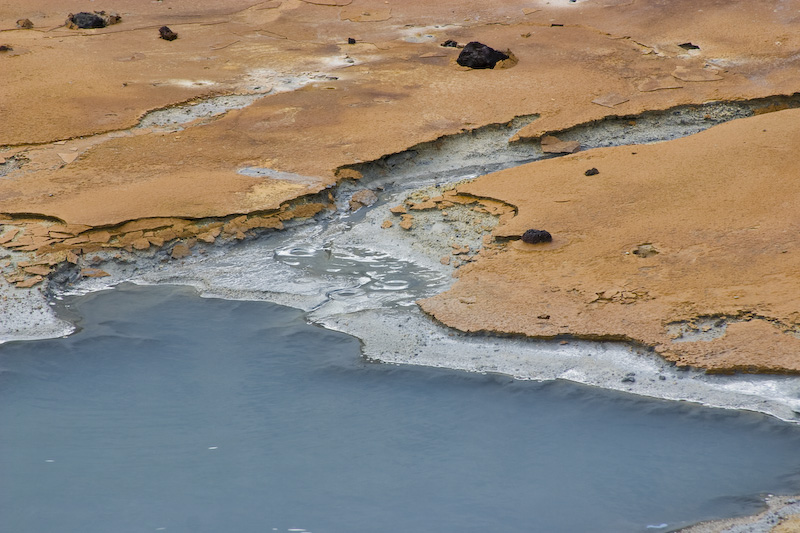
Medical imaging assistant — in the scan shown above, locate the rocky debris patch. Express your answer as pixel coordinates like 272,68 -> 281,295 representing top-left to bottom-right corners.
456,41 -> 510,69
159,26 -> 178,41
382,185 -> 515,270
0,200 -> 330,290
66,11 -> 121,30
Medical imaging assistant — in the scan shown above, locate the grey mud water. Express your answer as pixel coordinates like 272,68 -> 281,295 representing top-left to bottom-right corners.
5,285 -> 800,532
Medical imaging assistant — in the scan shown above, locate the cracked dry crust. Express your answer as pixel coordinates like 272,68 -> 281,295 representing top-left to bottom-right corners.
419,107 -> 800,374
3,0 -> 800,228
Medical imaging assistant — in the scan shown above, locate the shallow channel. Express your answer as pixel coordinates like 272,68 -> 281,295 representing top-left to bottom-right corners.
2,284 -> 800,533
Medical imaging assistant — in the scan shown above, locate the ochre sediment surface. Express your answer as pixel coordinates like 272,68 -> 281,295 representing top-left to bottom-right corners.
2,0 -> 800,374
419,108 -> 800,373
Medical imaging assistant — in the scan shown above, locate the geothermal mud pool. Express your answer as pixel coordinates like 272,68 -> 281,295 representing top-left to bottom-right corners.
4,1 -> 800,530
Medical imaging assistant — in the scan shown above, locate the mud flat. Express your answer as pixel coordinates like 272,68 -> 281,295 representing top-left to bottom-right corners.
4,0 -> 800,530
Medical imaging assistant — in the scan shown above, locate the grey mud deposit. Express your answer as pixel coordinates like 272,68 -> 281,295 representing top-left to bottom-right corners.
26,94 -> 800,426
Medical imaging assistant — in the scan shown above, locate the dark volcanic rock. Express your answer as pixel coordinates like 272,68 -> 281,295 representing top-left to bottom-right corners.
441,40 -> 459,48
66,11 -> 120,29
585,168 -> 599,176
159,26 -> 178,41
0,45 -> 12,52
347,37 -> 356,44
521,229 -> 553,244
456,41 -> 509,69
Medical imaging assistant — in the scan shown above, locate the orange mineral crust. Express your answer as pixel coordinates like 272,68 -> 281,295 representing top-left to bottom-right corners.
3,0 -> 800,226
420,108 -> 800,373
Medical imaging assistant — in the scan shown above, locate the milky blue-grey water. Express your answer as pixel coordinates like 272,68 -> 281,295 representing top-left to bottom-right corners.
2,284 -> 800,533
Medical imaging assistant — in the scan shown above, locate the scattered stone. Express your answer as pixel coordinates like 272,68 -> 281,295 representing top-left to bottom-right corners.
80,268 -> 110,278
621,373 -> 636,383
632,243 -> 659,258
16,276 -> 43,288
678,42 -> 700,50
585,168 -> 599,176
559,340 -> 569,345
389,205 -> 407,215
16,19 -> 33,29
66,11 -> 121,30
538,314 -> 550,320
347,37 -> 356,44
441,40 -> 459,48
521,229 -> 552,244
0,45 -> 13,52
540,135 -> 581,154
0,228 -> 20,244
399,214 -> 414,230
23,265 -> 51,276
658,375 -> 667,381
159,26 -> 178,41
456,41 -> 509,69
171,243 -> 191,259
132,238 -> 151,250
381,220 -> 393,229
349,189 -> 378,211
440,256 -> 451,265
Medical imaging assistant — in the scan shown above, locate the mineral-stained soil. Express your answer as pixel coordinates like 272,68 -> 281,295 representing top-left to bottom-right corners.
2,0 -> 800,375
419,108 -> 800,373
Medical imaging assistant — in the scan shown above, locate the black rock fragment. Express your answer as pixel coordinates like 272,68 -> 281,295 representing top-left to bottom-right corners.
621,373 -> 636,383
159,26 -> 178,41
0,44 -> 12,52
68,12 -> 106,28
521,229 -> 552,244
456,41 -> 509,69
678,42 -> 700,50
347,37 -> 356,44
441,39 -> 459,48
584,168 -> 599,176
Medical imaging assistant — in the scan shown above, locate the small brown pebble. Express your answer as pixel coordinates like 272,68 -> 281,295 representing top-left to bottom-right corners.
389,205 -> 407,215
159,26 -> 178,41
381,220 -> 393,229
399,214 -> 414,230
16,19 -> 33,29
538,314 -> 550,320
440,256 -> 451,265
559,340 -> 569,345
